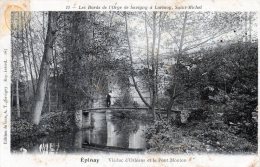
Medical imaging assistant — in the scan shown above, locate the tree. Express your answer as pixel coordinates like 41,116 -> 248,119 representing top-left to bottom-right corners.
31,12 -> 58,125
15,12 -> 21,118
20,12 -> 30,101
162,12 -> 250,118
124,12 -> 151,110
24,13 -> 36,95
166,11 -> 188,117
124,12 -> 166,119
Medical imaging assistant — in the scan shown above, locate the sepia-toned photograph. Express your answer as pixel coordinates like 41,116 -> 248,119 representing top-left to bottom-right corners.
10,11 -> 257,154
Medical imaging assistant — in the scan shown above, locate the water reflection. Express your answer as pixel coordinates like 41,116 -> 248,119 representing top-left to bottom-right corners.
38,142 -> 60,154
13,110 -> 148,153
82,110 -> 147,150
12,131 -> 75,153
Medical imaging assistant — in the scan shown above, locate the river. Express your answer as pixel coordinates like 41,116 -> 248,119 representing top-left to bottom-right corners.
13,110 -> 150,154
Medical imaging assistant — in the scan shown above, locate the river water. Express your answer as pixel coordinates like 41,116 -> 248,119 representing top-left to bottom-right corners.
13,110 -> 149,154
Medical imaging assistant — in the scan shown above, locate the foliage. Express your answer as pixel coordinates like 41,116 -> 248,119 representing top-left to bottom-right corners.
196,42 -> 257,143
146,110 -> 257,153
145,119 -> 206,153
111,109 -> 151,121
11,119 -> 36,142
113,91 -> 137,107
11,11 -> 257,153
146,42 -> 258,153
11,111 -> 75,144
59,12 -> 124,110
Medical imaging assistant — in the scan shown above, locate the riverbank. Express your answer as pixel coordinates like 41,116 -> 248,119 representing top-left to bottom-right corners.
145,110 -> 257,154
11,110 -> 76,151
11,108 -> 257,154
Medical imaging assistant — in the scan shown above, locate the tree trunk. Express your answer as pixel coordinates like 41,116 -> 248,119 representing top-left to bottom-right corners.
16,76 -> 20,118
31,12 -> 57,125
144,13 -> 152,104
43,12 -> 45,40
155,12 -> 162,105
167,83 -> 177,118
21,12 -> 30,101
124,13 -> 151,109
151,12 -> 157,119
177,12 -> 187,64
25,15 -> 36,95
29,20 -> 39,79
53,46 -> 59,109
15,12 -> 20,118
167,12 -> 188,119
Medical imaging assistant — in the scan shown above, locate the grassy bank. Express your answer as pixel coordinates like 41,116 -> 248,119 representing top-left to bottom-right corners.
11,111 -> 76,150
145,109 -> 257,154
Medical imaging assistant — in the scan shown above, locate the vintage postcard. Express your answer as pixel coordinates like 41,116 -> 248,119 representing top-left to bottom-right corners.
0,0 -> 259,167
